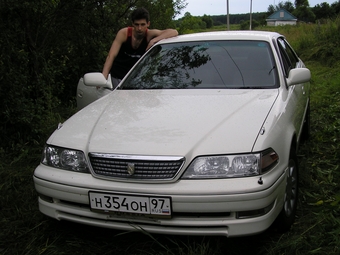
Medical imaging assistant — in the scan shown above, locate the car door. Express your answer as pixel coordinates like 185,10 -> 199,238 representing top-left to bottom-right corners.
277,37 -> 309,136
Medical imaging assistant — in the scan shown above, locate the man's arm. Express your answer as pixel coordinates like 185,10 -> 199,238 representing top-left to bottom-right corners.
102,28 -> 128,79
146,29 -> 178,50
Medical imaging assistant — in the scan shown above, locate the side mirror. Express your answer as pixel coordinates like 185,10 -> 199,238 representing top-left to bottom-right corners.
287,68 -> 311,86
83,72 -> 113,90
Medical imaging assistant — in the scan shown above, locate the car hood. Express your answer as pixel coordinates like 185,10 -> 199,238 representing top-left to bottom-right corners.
49,89 -> 278,156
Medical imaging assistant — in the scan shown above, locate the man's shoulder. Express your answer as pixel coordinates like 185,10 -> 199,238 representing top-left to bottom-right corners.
115,27 -> 130,42
118,27 -> 129,35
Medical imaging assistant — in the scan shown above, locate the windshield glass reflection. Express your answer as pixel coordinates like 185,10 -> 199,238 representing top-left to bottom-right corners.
121,41 -> 278,90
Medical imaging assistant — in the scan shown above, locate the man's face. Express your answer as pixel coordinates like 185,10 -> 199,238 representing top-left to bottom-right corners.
132,19 -> 150,39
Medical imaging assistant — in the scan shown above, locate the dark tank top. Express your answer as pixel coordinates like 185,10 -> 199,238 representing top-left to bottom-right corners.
110,27 -> 148,79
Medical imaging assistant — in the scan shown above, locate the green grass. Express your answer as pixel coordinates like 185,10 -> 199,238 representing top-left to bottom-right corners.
1,21 -> 340,254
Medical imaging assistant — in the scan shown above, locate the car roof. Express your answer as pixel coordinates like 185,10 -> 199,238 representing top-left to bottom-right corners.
159,30 -> 283,44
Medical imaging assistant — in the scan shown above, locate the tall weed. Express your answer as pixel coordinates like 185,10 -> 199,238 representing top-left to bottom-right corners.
266,15 -> 340,65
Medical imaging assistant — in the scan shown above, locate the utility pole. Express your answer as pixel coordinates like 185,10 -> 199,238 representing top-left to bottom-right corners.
226,0 -> 230,30
249,0 -> 253,30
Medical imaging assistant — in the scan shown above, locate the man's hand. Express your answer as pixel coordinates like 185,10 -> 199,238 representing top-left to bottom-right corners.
146,39 -> 157,51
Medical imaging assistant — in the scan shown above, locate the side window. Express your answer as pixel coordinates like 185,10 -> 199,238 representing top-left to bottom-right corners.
284,40 -> 299,68
277,38 -> 299,77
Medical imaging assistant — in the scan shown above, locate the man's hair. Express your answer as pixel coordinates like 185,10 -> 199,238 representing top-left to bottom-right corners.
131,7 -> 150,23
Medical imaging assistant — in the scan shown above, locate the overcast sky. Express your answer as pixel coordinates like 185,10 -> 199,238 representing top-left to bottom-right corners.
178,0 -> 336,17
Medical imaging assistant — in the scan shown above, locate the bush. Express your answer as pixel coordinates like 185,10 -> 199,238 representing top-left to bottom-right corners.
240,19 -> 260,30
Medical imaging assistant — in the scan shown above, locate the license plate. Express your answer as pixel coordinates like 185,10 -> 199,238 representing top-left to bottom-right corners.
89,192 -> 171,216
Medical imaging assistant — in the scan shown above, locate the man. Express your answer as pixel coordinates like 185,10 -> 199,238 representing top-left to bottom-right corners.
102,7 -> 178,88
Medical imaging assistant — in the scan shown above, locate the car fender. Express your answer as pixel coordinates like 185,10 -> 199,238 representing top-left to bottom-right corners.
252,86 -> 298,174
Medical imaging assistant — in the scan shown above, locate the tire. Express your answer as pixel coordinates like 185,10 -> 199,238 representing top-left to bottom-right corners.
300,102 -> 310,142
275,146 -> 299,232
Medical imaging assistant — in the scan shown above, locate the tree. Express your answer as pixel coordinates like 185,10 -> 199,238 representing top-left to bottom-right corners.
137,0 -> 187,29
177,12 -> 206,34
293,0 -> 316,22
332,1 -> 340,14
202,15 -> 213,28
282,1 -> 295,13
295,0 -> 309,8
0,0 -> 185,156
268,1 -> 295,14
313,2 -> 335,20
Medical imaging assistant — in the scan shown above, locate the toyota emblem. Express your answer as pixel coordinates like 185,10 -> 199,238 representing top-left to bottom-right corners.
127,163 -> 135,176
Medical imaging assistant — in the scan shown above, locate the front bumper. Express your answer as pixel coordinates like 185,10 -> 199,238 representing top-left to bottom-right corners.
33,164 -> 287,237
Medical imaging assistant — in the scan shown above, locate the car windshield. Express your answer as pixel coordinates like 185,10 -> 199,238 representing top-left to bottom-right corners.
120,40 -> 278,90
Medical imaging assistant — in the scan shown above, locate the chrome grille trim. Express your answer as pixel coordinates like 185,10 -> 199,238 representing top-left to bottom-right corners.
89,153 -> 185,180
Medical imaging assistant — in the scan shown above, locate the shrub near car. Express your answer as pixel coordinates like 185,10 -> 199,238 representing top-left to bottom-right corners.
34,31 -> 311,237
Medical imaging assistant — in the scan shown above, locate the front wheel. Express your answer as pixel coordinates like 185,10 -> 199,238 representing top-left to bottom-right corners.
275,146 -> 299,232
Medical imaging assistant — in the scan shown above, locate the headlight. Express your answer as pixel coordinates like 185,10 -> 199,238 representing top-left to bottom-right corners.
42,145 -> 90,173
182,149 -> 278,179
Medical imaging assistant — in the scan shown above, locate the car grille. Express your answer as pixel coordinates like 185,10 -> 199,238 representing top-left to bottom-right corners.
89,153 -> 185,180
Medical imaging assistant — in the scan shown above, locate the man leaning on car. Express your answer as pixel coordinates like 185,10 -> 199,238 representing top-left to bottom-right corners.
100,7 -> 178,94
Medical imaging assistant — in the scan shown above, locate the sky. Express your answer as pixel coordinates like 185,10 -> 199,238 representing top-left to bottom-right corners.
178,0 -> 337,17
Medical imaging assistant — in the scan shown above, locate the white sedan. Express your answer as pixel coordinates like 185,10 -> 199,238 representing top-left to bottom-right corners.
34,31 -> 311,237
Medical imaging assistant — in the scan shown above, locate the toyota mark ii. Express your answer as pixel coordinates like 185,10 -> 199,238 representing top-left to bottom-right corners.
33,31 -> 311,237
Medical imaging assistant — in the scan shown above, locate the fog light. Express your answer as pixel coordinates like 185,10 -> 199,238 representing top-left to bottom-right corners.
236,201 -> 275,219
39,194 -> 53,203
